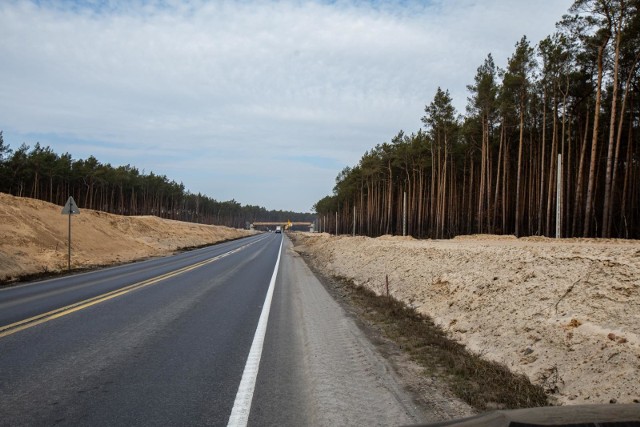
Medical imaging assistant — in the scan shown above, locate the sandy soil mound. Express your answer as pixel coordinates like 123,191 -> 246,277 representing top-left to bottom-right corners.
292,232 -> 640,406
0,193 -> 254,282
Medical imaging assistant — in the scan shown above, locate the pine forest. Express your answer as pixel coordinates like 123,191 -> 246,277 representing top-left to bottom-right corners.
315,0 -> 640,239
0,133 -> 314,228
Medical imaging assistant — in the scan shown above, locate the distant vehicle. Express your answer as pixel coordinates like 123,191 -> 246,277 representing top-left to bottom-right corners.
275,226 -> 282,233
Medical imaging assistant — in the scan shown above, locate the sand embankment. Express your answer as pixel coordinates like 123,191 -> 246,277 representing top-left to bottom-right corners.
293,232 -> 640,406
0,193 -> 254,282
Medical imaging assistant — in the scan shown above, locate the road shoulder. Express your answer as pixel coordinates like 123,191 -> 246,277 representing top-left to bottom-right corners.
288,235 -> 476,423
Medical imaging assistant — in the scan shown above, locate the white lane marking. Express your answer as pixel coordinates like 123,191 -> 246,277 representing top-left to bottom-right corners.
227,236 -> 283,427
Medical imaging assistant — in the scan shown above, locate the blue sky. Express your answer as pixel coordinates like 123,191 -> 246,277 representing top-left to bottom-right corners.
1,0 -> 573,212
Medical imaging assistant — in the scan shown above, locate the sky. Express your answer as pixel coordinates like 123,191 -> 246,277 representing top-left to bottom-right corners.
0,0 -> 574,213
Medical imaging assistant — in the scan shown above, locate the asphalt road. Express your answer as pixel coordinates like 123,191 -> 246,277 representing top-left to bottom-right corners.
0,233 -> 425,426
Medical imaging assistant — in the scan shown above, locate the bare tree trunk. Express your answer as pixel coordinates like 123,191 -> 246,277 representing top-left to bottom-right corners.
538,88 -> 547,235
528,129 -> 536,234
572,112 -> 589,236
620,120 -> 632,238
387,161 -> 393,235
485,117 -> 493,233
546,93 -> 559,236
493,128 -> 504,232
608,53 -> 638,236
418,169 -> 424,237
468,158 -> 475,234
478,115 -> 487,233
502,124 -> 509,233
560,89 -> 568,237
430,145 -> 436,237
515,105 -> 525,237
584,38 -> 609,237
602,16 -> 623,237
440,135 -> 448,238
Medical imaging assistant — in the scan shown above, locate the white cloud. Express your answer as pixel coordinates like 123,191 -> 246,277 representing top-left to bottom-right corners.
0,0 -> 573,212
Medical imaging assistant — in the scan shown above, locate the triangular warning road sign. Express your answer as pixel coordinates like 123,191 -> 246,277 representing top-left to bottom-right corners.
61,196 -> 80,215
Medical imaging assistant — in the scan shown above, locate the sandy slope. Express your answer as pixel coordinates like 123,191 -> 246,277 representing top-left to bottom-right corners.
0,193 -> 254,282
292,232 -> 640,406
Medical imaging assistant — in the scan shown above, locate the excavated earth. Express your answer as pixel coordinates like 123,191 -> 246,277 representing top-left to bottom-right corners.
291,232 -> 640,406
0,193 -> 254,282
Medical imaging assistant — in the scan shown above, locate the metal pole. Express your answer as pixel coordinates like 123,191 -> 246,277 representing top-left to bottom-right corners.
556,153 -> 562,238
403,191 -> 407,237
68,212 -> 71,271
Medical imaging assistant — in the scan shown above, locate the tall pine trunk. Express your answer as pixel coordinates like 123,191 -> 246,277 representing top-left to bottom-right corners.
584,38 -> 609,236
515,102 -> 525,236
602,19 -> 622,237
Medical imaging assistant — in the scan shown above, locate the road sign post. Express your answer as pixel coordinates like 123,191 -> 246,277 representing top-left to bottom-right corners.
61,196 -> 80,271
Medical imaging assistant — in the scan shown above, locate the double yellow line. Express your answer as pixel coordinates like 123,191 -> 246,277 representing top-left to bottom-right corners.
0,239 -> 262,339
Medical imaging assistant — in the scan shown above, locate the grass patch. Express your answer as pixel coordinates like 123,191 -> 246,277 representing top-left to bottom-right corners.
331,274 -> 549,412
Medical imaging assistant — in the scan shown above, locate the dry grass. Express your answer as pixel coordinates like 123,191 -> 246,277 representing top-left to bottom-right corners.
331,274 -> 549,411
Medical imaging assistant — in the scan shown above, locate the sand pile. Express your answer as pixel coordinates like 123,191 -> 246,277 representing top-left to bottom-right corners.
293,232 -> 640,406
0,193 -> 254,282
